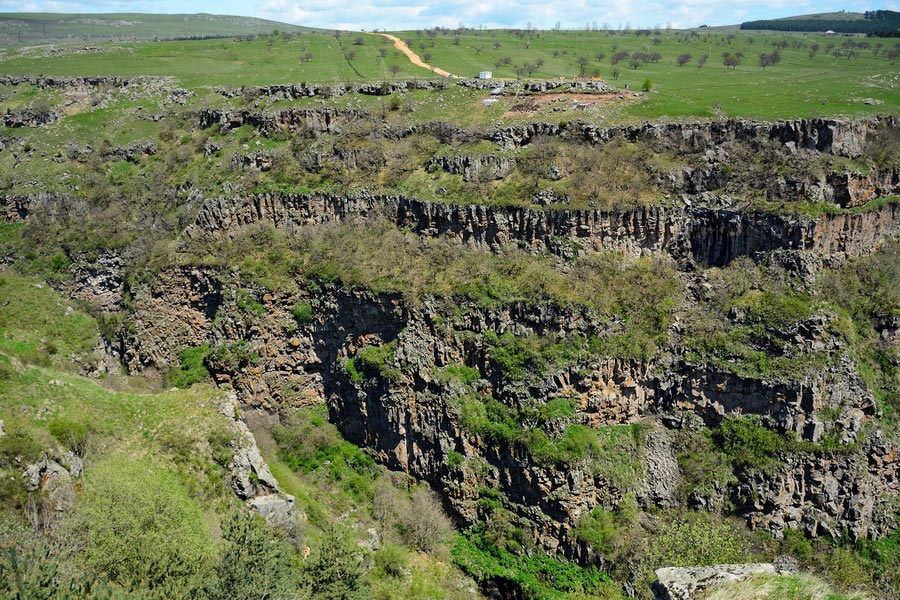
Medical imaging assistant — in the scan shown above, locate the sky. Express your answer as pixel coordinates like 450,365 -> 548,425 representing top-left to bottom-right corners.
0,0 -> 898,31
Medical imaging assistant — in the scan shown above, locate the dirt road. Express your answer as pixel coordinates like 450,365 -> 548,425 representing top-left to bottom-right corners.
373,32 -> 453,78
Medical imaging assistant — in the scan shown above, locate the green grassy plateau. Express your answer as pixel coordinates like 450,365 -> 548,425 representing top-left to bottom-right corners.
0,26 -> 896,121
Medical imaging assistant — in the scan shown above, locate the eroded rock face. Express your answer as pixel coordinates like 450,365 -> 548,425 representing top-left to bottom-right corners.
24,453 -> 82,514
115,267 -> 896,550
219,392 -> 297,526
21,115 -> 895,562
186,192 -> 900,268
198,107 -> 369,135
67,251 -> 124,312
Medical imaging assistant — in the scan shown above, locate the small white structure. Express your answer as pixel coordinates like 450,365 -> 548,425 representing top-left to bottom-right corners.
824,30 -> 837,35
479,71 -> 493,79
482,98 -> 499,107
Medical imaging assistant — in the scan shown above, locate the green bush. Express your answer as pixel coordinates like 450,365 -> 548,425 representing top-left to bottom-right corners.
59,458 -> 213,589
305,525 -> 369,600
540,398 -> 575,422
643,516 -> 749,569
234,289 -> 265,315
674,428 -> 735,498
344,357 -> 363,383
434,363 -> 481,385
292,301 -> 314,324
355,340 -> 401,381
452,532 -> 618,599
47,418 -> 89,457
484,331 -> 548,380
374,544 -> 408,578
168,344 -> 211,388
208,510 -> 295,600
211,340 -> 258,372
274,406 -> 378,500
712,415 -> 793,474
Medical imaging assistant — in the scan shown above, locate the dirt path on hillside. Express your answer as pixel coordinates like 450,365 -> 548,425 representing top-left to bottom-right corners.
373,32 -> 452,78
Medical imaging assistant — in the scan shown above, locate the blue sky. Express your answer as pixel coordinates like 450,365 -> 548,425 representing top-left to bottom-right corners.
1,0 -> 897,31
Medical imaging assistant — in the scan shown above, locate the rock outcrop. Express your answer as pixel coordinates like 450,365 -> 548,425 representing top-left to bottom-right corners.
2,109 -> 58,128
219,392 -> 296,526
652,563 -> 780,600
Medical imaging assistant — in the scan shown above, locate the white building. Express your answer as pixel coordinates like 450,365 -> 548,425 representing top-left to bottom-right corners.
479,71 -> 493,79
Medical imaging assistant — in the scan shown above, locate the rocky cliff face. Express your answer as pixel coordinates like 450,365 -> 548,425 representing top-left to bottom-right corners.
187,192 -> 900,266
7,114 -> 897,573
115,264 -> 896,550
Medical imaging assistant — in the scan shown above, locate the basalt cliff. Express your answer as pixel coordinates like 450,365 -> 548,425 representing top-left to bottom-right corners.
3,112 -> 899,596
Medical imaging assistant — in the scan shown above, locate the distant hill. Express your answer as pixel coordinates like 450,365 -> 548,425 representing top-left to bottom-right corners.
740,10 -> 900,36
0,13 -> 315,45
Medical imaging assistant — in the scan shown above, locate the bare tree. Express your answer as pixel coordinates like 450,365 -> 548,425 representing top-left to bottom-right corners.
399,486 -> 453,553
577,55 -> 589,76
676,53 -> 692,66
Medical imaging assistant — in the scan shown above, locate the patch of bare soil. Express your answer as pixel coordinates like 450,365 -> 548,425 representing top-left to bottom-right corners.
504,91 -> 637,117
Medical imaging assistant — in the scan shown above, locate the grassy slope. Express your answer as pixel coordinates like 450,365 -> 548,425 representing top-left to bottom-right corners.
0,12 -> 314,46
0,270 -> 480,599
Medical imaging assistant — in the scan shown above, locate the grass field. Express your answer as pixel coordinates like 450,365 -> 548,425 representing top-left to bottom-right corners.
1,26 -> 896,121
0,31 -> 433,87
395,28 -> 899,121
0,12 -> 313,45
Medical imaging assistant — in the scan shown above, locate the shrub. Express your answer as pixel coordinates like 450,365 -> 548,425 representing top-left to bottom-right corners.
434,363 -> 481,385
643,515 -> 749,569
59,458 -> 213,589
208,510 -> 295,600
484,331 -> 548,380
374,544 -> 408,577
47,418 -> 89,457
356,340 -> 401,381
274,407 -> 377,500
674,428 -> 735,498
211,340 -> 258,372
168,344 -> 211,388
641,79 -> 652,91
344,357 -> 363,383
447,450 -> 465,469
452,532 -> 616,598
292,301 -> 314,324
399,485 -> 454,553
305,525 -> 369,600
712,415 -> 793,474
